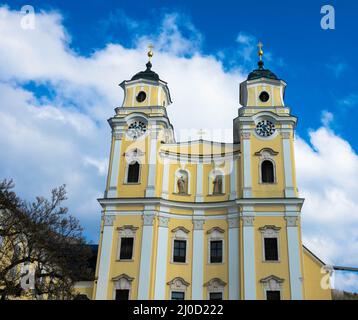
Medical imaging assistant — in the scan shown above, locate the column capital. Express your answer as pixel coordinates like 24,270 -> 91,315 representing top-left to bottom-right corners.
281,131 -> 291,139
102,214 -> 115,226
112,131 -> 124,140
158,216 -> 170,227
242,216 -> 254,227
285,216 -> 298,227
143,213 -> 155,226
228,216 -> 239,228
193,219 -> 205,230
241,132 -> 251,139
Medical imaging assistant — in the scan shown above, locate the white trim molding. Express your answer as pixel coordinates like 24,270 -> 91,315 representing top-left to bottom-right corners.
229,161 -> 237,200
196,163 -> 204,201
242,211 -> 256,299
146,133 -> 158,197
241,131 -> 252,198
162,158 -> 170,199
285,215 -> 303,300
228,216 -> 240,300
95,215 -> 115,300
117,225 -> 138,261
192,219 -> 205,299
259,225 -> 281,262
154,217 -> 170,299
281,129 -> 295,197
207,227 -> 225,264
171,226 -> 189,264
137,213 -> 155,299
107,138 -> 122,198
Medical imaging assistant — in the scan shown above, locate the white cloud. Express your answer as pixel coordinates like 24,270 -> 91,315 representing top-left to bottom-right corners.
296,117 -> 358,284
0,6 -> 356,293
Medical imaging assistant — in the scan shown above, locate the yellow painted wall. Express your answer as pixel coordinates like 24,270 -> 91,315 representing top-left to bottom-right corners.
303,249 -> 332,300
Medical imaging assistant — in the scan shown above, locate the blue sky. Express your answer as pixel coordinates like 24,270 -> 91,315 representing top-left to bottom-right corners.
0,1 -> 357,292
6,0 -> 358,149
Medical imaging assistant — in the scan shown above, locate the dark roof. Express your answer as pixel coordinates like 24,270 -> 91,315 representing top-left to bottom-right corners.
247,60 -> 278,81
131,61 -> 160,81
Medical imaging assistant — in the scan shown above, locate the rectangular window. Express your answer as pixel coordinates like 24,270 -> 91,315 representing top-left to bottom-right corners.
173,240 -> 186,263
115,289 -> 129,300
210,240 -> 223,263
266,290 -> 281,300
119,237 -> 134,260
264,238 -> 279,261
171,291 -> 185,300
209,292 -> 223,300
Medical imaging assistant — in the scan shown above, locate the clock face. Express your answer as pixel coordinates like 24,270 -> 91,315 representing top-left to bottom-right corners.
127,121 -> 147,139
256,120 -> 275,137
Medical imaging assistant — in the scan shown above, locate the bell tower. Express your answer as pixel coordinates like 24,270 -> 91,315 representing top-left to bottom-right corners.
105,46 -> 175,199
234,42 -> 298,199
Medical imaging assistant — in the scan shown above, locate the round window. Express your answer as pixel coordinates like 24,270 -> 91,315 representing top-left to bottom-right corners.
136,91 -> 147,103
259,91 -> 270,102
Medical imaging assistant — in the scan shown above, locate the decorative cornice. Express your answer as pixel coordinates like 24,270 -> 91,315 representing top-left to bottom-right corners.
98,196 -> 305,211
259,225 -> 281,232
167,277 -> 190,288
254,148 -> 279,156
207,227 -> 225,234
260,275 -> 284,284
111,273 -> 134,282
171,226 -> 190,234
204,278 -> 227,288
117,225 -> 139,232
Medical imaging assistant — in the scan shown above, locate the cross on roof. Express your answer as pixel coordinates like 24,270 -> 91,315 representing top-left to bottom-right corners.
197,129 -> 206,140
257,41 -> 264,61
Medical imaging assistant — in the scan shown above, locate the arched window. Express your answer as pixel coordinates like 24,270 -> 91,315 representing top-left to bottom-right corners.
261,160 -> 274,183
127,161 -> 140,183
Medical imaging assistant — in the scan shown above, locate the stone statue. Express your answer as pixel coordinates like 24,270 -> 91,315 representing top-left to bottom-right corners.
177,175 -> 187,194
213,175 -> 223,194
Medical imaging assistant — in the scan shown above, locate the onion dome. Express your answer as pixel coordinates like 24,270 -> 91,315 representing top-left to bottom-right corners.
247,41 -> 278,81
131,61 -> 160,81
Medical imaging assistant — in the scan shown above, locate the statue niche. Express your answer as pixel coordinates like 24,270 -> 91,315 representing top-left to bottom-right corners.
213,174 -> 223,194
176,170 -> 188,194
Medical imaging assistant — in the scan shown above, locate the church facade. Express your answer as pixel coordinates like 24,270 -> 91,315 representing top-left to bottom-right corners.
84,46 -> 332,300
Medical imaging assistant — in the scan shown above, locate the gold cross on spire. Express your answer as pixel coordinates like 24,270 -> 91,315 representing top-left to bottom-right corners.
257,41 -> 264,61
147,44 -> 154,61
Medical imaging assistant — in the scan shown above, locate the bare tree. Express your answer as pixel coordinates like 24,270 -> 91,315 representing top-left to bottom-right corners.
0,179 -> 92,300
